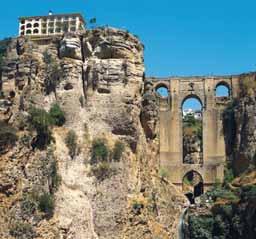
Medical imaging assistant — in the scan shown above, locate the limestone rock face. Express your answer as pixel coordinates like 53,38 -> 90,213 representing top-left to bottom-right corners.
59,32 -> 82,60
0,28 -> 186,239
224,73 -> 256,174
140,80 -> 159,139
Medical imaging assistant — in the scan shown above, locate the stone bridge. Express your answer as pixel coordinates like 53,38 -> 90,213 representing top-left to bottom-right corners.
149,76 -> 240,193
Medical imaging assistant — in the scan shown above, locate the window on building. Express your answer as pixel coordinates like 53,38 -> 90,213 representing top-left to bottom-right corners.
48,22 -> 54,27
33,29 -> 39,34
26,23 -> 32,28
26,29 -> 32,35
70,21 -> 76,26
20,31 -> 25,35
42,23 -> 47,28
55,28 -> 61,33
42,29 -> 47,34
48,28 -> 54,34
21,20 -> 25,24
33,23 -> 39,28
55,22 -> 62,27
20,25 -> 25,30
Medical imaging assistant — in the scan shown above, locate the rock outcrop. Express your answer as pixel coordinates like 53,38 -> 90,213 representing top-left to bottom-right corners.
0,28 -> 186,239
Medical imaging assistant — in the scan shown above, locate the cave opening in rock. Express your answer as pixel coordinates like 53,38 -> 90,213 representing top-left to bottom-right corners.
182,96 -> 203,164
182,170 -> 204,204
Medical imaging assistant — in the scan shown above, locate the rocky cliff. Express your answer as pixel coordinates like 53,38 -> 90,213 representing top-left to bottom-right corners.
0,28 -> 186,239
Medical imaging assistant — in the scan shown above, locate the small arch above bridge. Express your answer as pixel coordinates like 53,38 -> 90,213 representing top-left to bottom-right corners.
155,84 -> 169,98
215,81 -> 231,97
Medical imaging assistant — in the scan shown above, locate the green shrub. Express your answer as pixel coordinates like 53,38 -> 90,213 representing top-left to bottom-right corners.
212,204 -> 233,220
29,107 -> 53,149
0,121 -> 18,152
49,160 -> 61,193
241,185 -> 256,200
131,200 -> 144,215
159,167 -> 168,180
224,165 -> 235,185
38,192 -> 54,216
79,95 -> 85,107
43,50 -> 61,94
212,214 -> 230,239
9,221 -> 36,239
20,134 -> 31,147
189,215 -> 214,239
29,106 -> 52,132
206,186 -> 239,202
20,194 -> 37,218
91,162 -> 114,181
112,141 -> 125,161
91,138 -> 109,164
49,103 -> 65,126
65,130 -> 78,159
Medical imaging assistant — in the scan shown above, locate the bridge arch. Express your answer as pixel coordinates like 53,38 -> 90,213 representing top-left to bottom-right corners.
215,81 -> 231,97
181,94 -> 204,110
154,82 -> 170,98
182,95 -> 203,165
182,170 -> 204,203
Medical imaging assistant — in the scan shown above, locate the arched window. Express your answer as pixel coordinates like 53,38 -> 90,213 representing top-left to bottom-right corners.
33,23 -> 39,28
215,82 -> 230,97
182,96 -> 203,164
182,170 -> 203,204
155,84 -> 169,98
33,29 -> 39,34
26,29 -> 32,35
20,25 -> 25,30
26,23 -> 32,28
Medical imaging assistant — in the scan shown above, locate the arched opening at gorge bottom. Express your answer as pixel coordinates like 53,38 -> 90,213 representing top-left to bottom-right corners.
182,170 -> 204,204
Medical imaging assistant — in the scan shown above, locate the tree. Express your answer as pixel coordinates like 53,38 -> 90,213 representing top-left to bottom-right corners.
29,107 -> 53,149
65,130 -> 78,159
89,17 -> 97,28
49,103 -> 66,126
91,138 -> 108,164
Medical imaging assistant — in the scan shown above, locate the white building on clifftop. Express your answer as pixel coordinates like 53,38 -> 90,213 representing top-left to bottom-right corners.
18,12 -> 85,36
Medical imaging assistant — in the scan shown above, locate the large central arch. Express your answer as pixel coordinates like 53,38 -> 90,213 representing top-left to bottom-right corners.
182,95 -> 203,165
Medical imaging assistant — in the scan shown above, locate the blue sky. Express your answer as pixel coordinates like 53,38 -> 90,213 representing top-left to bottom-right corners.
1,0 -> 256,77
